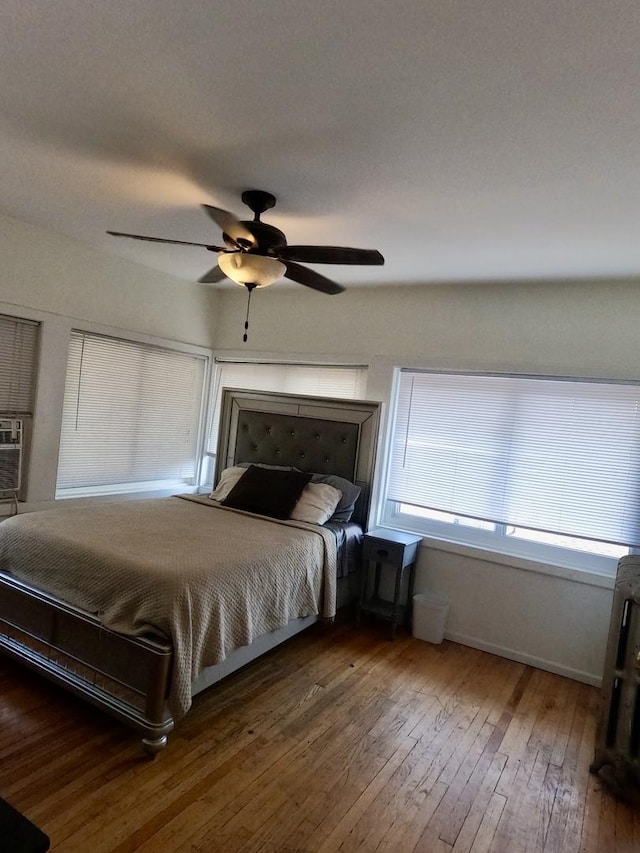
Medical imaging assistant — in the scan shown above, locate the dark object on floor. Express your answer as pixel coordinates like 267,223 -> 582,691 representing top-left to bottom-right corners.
590,756 -> 640,803
0,797 -> 50,853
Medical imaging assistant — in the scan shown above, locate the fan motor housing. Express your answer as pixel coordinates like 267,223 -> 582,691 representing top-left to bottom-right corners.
223,221 -> 287,252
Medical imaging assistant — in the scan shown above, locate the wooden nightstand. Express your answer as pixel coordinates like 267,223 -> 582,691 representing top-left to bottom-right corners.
356,528 -> 422,639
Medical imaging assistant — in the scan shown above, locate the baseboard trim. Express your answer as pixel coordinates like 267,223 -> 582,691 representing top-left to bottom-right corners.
444,630 -> 602,688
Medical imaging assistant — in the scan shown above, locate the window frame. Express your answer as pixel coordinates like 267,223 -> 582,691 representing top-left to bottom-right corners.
378,367 -> 634,579
203,358 -> 369,485
55,330 -> 210,499
0,313 -> 40,503
0,312 -> 40,416
382,500 -> 622,578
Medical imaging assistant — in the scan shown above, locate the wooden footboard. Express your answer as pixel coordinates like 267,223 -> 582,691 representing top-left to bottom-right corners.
0,574 -> 174,755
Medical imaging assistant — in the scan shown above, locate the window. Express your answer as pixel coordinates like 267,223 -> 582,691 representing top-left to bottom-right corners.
206,360 -> 368,455
56,332 -> 207,497
0,313 -> 39,414
382,369 -> 639,568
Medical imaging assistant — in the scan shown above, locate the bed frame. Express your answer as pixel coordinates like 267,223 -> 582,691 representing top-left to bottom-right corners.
0,390 -> 381,754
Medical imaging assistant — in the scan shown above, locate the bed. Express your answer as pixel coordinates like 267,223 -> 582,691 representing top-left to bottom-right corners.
0,390 -> 380,754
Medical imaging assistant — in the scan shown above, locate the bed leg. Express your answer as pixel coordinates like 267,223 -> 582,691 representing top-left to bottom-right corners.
141,734 -> 168,757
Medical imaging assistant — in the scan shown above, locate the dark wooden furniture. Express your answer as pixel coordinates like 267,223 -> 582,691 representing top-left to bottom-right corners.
590,555 -> 640,800
357,527 -> 421,639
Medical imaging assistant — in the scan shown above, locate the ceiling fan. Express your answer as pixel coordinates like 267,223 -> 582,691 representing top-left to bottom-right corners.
107,189 -> 385,296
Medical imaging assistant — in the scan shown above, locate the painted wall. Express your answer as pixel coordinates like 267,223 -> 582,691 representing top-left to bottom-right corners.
0,212 -> 218,346
3,208 -> 637,685
0,212 -> 219,504
415,546 -> 611,686
213,277 -> 640,379
214,277 -> 640,684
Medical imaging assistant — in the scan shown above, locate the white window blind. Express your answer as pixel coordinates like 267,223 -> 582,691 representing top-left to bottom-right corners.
207,361 -> 368,454
56,332 -> 206,495
0,314 -> 39,414
387,370 -> 640,547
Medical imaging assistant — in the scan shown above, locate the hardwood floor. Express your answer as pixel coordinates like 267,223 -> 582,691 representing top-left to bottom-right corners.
0,620 -> 637,852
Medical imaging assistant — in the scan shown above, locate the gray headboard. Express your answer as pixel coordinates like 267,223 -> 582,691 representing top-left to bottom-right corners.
215,388 -> 382,527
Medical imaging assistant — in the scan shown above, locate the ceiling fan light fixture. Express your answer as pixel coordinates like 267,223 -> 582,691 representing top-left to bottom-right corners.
108,189 -> 383,299
218,252 -> 286,288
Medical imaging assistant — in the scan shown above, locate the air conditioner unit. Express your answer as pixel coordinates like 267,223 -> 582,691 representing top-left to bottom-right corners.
0,418 -> 23,494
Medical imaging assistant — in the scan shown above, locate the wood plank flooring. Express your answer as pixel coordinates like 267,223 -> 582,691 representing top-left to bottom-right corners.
0,619 -> 637,852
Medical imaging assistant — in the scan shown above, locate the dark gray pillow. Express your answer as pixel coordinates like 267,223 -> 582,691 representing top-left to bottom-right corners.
310,474 -> 361,522
222,465 -> 312,519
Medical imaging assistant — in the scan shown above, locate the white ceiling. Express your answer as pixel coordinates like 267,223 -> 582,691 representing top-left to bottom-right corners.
1,1 -> 639,289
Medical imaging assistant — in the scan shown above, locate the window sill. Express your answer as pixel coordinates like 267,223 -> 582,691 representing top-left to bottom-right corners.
381,524 -> 616,590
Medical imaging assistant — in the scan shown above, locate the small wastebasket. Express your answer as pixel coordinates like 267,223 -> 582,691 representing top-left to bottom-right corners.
412,592 -> 449,644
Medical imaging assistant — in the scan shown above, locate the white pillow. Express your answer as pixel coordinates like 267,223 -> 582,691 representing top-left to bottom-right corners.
290,482 -> 342,525
209,466 -> 246,501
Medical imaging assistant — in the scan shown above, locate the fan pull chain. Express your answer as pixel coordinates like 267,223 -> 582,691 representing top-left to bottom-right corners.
243,284 -> 256,343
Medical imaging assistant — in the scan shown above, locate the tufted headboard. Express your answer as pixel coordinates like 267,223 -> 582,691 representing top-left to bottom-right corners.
215,388 -> 382,527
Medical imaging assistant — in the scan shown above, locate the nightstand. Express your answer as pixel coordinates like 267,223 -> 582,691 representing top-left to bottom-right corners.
357,528 -> 422,639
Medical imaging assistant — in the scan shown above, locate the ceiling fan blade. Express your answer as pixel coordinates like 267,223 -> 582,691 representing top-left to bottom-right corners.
201,205 -> 256,249
107,230 -> 224,250
284,261 -> 344,295
278,245 -> 384,265
198,264 -> 228,284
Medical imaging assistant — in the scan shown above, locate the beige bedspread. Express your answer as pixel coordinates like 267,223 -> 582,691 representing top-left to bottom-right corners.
0,496 -> 337,718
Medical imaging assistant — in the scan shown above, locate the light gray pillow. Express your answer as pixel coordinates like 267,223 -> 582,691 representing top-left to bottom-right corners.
210,466 -> 246,501
310,474 -> 361,522
290,482 -> 342,525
